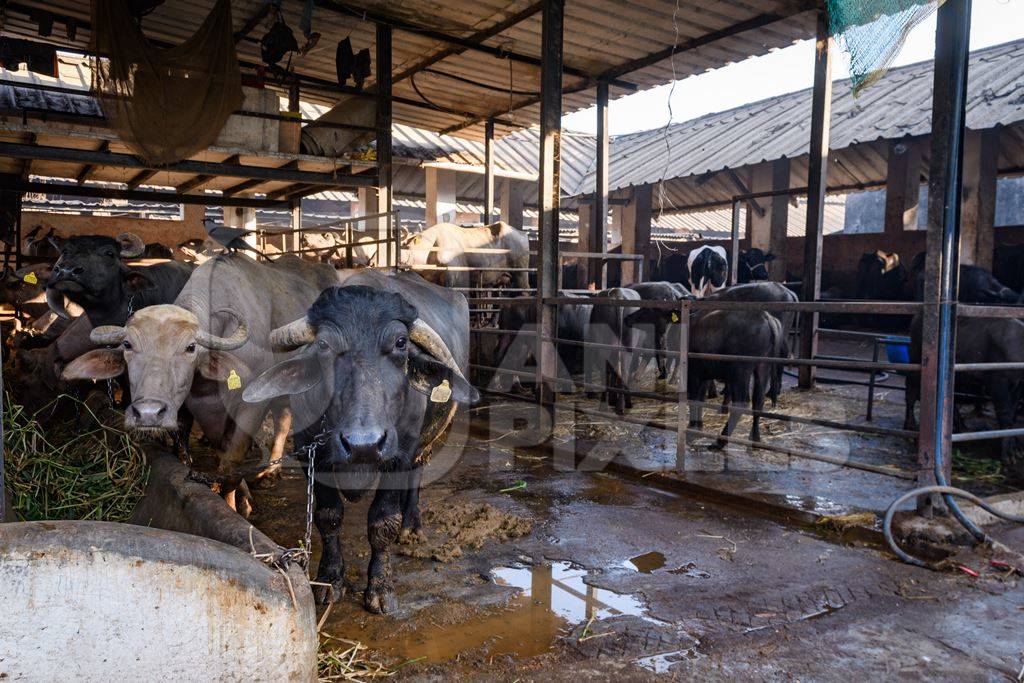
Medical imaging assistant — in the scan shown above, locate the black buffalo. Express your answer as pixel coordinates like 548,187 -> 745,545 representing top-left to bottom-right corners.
45,233 -> 195,326
737,248 -> 776,283
855,251 -> 907,330
242,271 -> 476,613
688,310 -> 782,446
906,251 -> 1019,304
904,315 -> 1024,480
994,244 -> 1024,295
587,287 -> 641,414
489,292 -> 591,392
624,281 -> 691,380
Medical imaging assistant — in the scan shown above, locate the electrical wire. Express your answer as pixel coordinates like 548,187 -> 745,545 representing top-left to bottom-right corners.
409,73 -> 473,115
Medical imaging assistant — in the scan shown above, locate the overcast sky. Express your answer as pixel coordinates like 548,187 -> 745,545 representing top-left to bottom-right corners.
563,0 -> 1024,135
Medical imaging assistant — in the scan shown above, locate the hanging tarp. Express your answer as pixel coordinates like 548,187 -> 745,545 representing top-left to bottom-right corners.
90,0 -> 243,165
827,0 -> 944,95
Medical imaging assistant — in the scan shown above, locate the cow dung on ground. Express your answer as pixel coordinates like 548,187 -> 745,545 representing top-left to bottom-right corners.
396,502 -> 533,563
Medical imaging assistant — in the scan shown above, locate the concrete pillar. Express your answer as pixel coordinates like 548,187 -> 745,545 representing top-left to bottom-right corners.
222,206 -> 257,250
357,187 -> 389,264
748,159 -> 790,280
884,137 -> 923,235
499,179 -> 524,229
425,167 -> 457,225
959,128 -> 999,269
620,184 -> 652,284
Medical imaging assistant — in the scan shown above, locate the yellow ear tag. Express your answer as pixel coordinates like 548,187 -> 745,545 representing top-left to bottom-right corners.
430,379 -> 452,403
23,272 -> 37,285
671,311 -> 680,323
226,369 -> 242,391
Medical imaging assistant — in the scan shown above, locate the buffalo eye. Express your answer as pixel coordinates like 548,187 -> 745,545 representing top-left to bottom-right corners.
317,339 -> 329,351
185,342 -> 196,354
122,340 -> 132,350
395,336 -> 407,351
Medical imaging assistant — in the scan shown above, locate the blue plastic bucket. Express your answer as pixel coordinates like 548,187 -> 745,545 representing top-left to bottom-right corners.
882,336 -> 911,364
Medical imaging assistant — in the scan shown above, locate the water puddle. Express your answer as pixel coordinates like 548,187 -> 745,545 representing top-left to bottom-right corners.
491,561 -> 657,624
667,562 -> 711,579
634,643 -> 701,674
624,551 -> 666,573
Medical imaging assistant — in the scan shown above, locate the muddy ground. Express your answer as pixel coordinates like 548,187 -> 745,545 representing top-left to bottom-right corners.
251,403 -> 1024,681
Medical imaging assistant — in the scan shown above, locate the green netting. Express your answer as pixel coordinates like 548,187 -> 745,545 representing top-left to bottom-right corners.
827,0 -> 943,95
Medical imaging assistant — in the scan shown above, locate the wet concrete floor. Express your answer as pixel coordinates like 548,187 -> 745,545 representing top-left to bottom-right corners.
251,424 -> 1024,681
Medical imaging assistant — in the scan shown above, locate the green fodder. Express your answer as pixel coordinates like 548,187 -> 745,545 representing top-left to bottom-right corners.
3,394 -> 149,522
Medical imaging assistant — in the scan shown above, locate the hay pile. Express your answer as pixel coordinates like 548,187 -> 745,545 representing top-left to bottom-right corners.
3,394 -> 148,522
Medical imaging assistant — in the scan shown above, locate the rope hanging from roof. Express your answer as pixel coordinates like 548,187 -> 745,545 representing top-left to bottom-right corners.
826,0 -> 943,95
90,0 -> 243,165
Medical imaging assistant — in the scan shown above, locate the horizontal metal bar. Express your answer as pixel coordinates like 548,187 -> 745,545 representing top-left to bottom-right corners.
954,362 -> 1024,371
468,363 -> 536,379
951,426 -> 1024,442
957,304 -> 1024,318
0,142 -> 378,187
262,211 -> 401,234
470,327 -> 536,336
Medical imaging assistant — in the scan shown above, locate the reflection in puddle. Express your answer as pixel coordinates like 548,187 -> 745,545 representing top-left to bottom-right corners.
635,644 -> 701,674
491,561 -> 660,625
624,551 -> 667,573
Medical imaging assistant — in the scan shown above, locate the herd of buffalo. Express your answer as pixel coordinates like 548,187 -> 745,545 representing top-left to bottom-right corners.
2,222 -> 1023,614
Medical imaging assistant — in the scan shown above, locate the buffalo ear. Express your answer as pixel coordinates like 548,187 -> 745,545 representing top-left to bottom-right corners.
765,253 -> 777,262
242,354 -> 322,404
408,347 -> 479,404
62,348 -> 125,381
197,351 -> 251,383
123,270 -> 156,292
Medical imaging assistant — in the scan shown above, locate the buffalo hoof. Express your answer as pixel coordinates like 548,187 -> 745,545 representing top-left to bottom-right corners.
399,527 -> 426,545
252,466 -> 281,490
313,573 -> 354,605
709,439 -> 727,451
364,585 -> 398,614
1002,438 -> 1024,484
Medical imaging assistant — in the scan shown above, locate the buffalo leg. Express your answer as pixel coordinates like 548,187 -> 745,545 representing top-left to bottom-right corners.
904,372 -> 920,431
256,405 -> 292,489
365,485 -> 402,614
750,365 -> 768,442
313,478 -> 352,605
399,465 -> 424,542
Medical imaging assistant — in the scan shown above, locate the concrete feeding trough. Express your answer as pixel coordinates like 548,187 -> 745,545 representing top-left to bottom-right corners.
0,451 -> 317,680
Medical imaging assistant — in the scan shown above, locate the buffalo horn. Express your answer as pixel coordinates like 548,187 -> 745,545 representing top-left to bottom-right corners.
45,287 -> 72,319
196,311 -> 250,350
409,319 -> 469,384
91,326 -> 127,345
117,232 -> 146,259
269,317 -> 316,351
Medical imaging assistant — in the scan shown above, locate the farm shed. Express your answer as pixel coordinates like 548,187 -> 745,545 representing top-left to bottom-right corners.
0,0 -> 1022,679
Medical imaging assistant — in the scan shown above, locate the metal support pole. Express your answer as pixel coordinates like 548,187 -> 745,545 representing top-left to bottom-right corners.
483,118 -> 495,224
918,0 -> 972,509
536,0 -> 564,427
729,200 -> 740,285
376,23 -> 394,265
675,300 -> 690,472
798,10 -> 833,388
592,79 -> 610,290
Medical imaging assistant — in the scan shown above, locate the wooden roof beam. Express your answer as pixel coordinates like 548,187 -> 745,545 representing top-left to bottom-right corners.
176,155 -> 240,194
126,169 -> 158,189
76,141 -> 109,184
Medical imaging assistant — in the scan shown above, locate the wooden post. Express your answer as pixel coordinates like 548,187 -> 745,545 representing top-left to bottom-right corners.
959,128 -> 999,268
576,203 -> 592,289
620,184 -> 652,284
536,0 -> 564,418
884,137 -> 922,235
918,0 -> 972,507
729,200 -> 741,285
289,199 -> 301,254
499,179 -> 525,229
483,118 -> 495,224
376,23 -> 393,265
591,79 -> 610,290
798,10 -> 833,389
675,299 -> 690,472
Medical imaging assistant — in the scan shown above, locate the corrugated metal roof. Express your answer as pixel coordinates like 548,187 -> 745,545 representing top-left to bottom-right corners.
581,38 -> 1024,198
652,196 -> 847,239
1,0 -> 816,139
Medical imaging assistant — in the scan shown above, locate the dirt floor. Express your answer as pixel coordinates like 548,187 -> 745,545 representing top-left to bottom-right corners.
251,409 -> 1024,681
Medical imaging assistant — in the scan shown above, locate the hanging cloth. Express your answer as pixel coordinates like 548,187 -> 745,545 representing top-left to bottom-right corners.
90,0 -> 243,165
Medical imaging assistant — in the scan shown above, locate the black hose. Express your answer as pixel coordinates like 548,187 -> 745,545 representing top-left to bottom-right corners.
883,484 -> 1024,567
